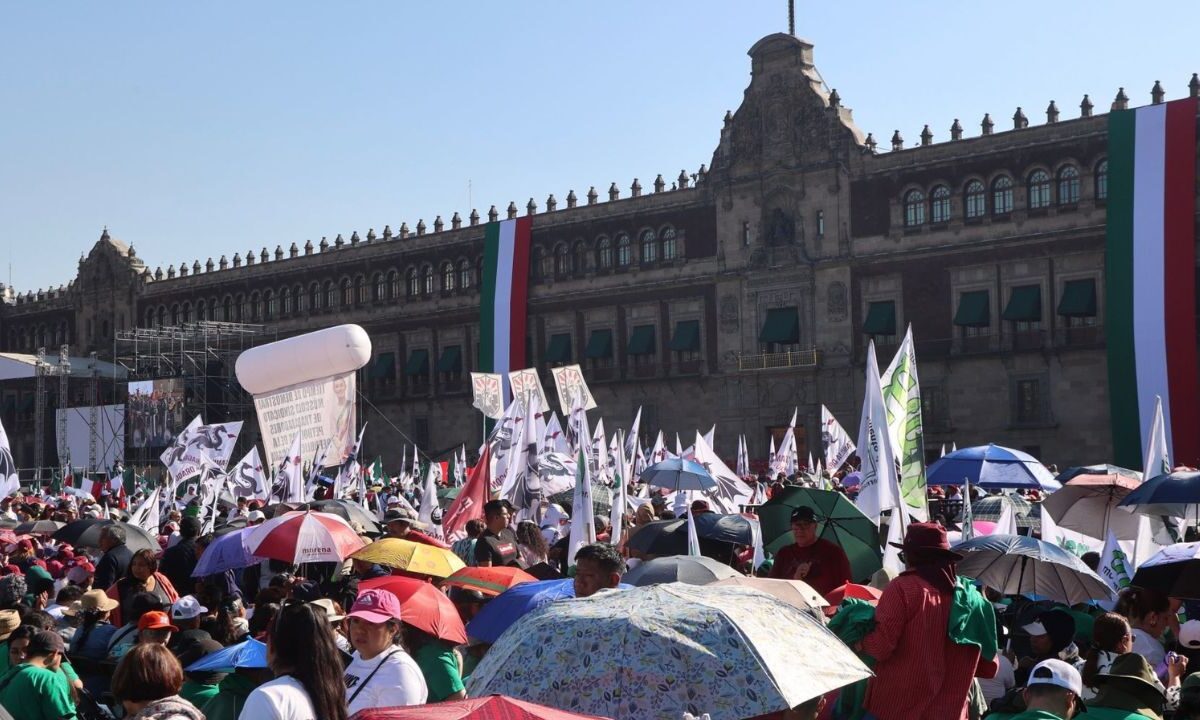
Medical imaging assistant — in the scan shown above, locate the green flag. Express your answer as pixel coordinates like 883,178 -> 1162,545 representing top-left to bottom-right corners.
880,326 -> 928,522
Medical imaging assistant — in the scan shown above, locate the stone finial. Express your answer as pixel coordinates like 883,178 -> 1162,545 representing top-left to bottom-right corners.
587,187 -> 598,205
245,251 -> 255,266
677,170 -> 689,189
434,216 -> 444,232
654,174 -> 665,193
416,219 -> 427,236
488,205 -> 499,222
260,248 -> 269,263
366,228 -> 376,242
526,198 -> 537,215
546,194 -> 556,212
919,125 -> 933,146
1189,73 -> 1199,98
1046,100 -> 1059,124
319,237 -> 329,252
981,113 -> 994,135
1013,107 -> 1028,129
219,255 -> 229,270
192,260 -> 201,274
1113,88 -> 1129,111
206,258 -> 215,272
334,234 -> 344,249
950,119 -> 963,141
697,164 -> 707,183
608,182 -> 619,201
470,208 -> 480,226
289,242 -> 298,258
1151,80 -> 1165,104
155,266 -> 164,280
127,245 -> 136,258
167,265 -> 177,278
566,190 -> 577,208
828,88 -> 841,108
178,263 -> 188,277
399,222 -> 410,239
864,133 -> 877,152
382,225 -> 392,239
631,178 -> 641,197
1081,95 -> 1094,117
723,109 -> 733,125
303,239 -> 313,255
274,245 -> 283,261
890,130 -> 903,151
100,227 -> 110,242
451,212 -> 462,229
350,231 -> 360,245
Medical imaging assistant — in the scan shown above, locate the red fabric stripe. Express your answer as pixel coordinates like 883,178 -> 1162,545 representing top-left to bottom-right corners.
1163,98 -> 1200,466
254,512 -> 304,562
508,216 -> 532,370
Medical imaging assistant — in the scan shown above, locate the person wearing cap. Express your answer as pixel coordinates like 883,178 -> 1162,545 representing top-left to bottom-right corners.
167,595 -> 213,661
989,658 -> 1088,720
768,506 -> 852,599
383,506 -> 451,549
137,609 -> 179,647
0,629 -> 75,720
475,499 -> 521,568
860,522 -> 999,720
1019,610 -> 1080,684
343,588 -> 427,715
246,509 -> 266,525
176,637 -> 227,709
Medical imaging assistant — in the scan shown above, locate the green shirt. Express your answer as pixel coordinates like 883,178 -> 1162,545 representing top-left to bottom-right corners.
414,643 -> 464,702
1081,706 -> 1153,720
0,648 -> 77,687
0,663 -> 76,720
180,678 -> 220,708
986,711 -> 1067,720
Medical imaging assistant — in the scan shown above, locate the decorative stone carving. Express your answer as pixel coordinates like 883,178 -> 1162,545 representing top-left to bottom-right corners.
766,208 -> 794,246
719,295 -> 739,333
827,281 -> 847,322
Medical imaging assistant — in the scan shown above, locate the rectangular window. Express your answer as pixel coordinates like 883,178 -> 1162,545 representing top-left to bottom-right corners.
953,290 -> 991,336
628,325 -> 657,368
758,307 -> 800,352
544,333 -> 572,367
368,352 -> 396,394
1002,285 -> 1042,331
669,320 -> 701,366
862,300 -> 897,340
585,329 -> 613,369
404,348 -> 430,391
436,345 -> 463,385
1015,378 -> 1042,424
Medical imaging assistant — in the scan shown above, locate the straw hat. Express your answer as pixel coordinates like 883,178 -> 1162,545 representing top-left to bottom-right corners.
0,610 -> 19,641
69,589 -> 120,615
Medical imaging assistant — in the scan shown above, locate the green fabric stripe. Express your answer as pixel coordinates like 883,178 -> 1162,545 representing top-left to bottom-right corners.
479,222 -> 501,373
1106,109 -> 1140,467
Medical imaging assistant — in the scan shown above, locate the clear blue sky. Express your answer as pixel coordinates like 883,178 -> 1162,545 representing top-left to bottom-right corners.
3,1 -> 1196,292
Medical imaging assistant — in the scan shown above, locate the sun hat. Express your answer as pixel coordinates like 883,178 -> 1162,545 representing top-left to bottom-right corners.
76,588 -> 120,614
383,507 -> 426,528
1092,652 -> 1164,720
138,610 -> 179,632
887,522 -> 963,560
310,598 -> 345,622
0,610 -> 20,641
347,589 -> 403,625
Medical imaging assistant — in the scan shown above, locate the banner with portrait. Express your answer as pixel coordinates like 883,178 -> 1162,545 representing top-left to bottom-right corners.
253,370 -> 357,467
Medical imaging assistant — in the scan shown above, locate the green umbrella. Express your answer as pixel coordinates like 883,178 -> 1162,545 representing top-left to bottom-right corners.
759,487 -> 882,583
437,486 -> 461,510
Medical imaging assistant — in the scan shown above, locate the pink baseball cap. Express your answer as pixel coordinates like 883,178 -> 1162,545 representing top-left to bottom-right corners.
347,589 -> 402,625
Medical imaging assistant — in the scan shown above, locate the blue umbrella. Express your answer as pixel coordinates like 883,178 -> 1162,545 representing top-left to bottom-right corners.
466,579 -> 631,643
1117,470 -> 1200,518
191,527 -> 259,577
640,458 -> 717,491
185,638 -> 268,672
926,444 -> 1060,491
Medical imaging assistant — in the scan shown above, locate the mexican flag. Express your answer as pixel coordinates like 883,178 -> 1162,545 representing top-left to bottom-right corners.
479,217 -> 533,405
1106,97 -> 1199,468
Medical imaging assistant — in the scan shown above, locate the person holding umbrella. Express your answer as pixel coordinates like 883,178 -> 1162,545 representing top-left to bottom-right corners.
768,507 -> 851,599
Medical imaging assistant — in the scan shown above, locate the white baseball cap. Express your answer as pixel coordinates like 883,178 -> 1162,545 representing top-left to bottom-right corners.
1027,658 -> 1084,698
1179,619 -> 1200,649
170,595 -> 209,621
1021,621 -> 1047,636
247,510 -> 266,522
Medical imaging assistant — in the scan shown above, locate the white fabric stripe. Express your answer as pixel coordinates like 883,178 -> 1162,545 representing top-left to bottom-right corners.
494,219 -> 516,402
1131,104 -> 1174,458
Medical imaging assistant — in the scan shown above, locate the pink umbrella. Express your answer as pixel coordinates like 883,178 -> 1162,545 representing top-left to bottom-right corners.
244,510 -> 367,564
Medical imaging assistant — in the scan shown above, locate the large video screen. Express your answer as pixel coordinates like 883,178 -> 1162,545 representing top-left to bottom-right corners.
127,379 -> 187,448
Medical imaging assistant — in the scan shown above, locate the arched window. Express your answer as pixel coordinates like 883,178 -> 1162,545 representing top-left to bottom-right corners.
388,270 -> 399,300
539,247 -> 553,280
158,306 -> 166,326
263,290 -> 275,320
1057,165 -> 1080,205
421,265 -> 434,295
221,297 -> 231,322
340,278 -> 351,306
281,287 -> 291,315
308,284 -> 319,312
903,189 -> 926,227
442,262 -> 456,292
616,233 -> 632,268
196,300 -> 207,322
324,281 -> 335,309
170,304 -> 180,325
597,237 -> 613,270
458,260 -> 472,290
407,269 -> 419,298
1028,170 -> 1052,209
930,185 -> 951,224
181,302 -> 192,323
372,273 -> 384,302
145,308 -> 155,328
992,176 -> 1014,215
292,285 -> 303,312
964,180 -> 986,219
355,276 -> 366,304
530,246 -> 545,281
573,241 -> 588,274
640,229 -> 657,264
661,227 -> 678,261
1095,160 -> 1108,200
554,244 -> 570,277
248,294 -> 260,321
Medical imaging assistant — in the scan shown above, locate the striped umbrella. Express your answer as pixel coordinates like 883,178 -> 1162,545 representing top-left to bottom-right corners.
244,510 -> 366,564
444,566 -> 538,597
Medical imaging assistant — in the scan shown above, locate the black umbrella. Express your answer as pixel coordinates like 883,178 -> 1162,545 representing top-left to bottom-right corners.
622,555 -> 740,586
15,519 -> 64,535
307,499 -> 381,534
627,515 -> 756,557
53,519 -> 158,553
1131,543 -> 1200,599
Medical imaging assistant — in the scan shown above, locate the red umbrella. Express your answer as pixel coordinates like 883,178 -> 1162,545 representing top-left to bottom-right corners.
359,575 -> 468,644
823,582 -> 884,616
244,511 -> 366,564
349,694 -> 611,720
443,566 -> 537,597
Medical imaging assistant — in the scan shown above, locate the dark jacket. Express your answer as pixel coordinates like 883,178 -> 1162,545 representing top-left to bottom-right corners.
94,543 -> 133,591
160,538 -> 199,596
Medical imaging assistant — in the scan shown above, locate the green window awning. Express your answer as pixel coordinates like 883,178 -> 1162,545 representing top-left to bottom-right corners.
368,353 -> 395,379
545,334 -> 572,364
585,329 -> 613,359
1058,279 -> 1097,317
862,301 -> 897,336
436,345 -> 462,374
404,349 -> 430,376
1002,285 -> 1042,322
668,320 -> 700,351
759,307 -> 800,344
953,290 -> 990,327
627,325 -> 656,356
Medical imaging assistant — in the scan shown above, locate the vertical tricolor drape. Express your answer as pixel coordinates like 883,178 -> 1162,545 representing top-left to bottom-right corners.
1106,97 -> 1199,467
480,217 -> 533,405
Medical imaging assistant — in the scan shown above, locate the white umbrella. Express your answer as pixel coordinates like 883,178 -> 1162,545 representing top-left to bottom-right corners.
953,534 -> 1112,605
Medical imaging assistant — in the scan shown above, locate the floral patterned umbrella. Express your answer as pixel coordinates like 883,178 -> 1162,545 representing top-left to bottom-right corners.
466,582 -> 870,720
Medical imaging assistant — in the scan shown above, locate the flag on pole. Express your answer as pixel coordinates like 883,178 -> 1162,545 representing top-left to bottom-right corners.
129,486 -> 162,534
609,430 -> 628,546
994,498 -> 1019,536
1143,395 -> 1171,481
228,447 -> 269,501
961,475 -> 975,541
736,435 -> 749,478
771,409 -> 799,477
882,505 -> 909,575
271,431 -> 305,503
686,491 -> 702,557
821,405 -> 856,474
881,326 -> 929,522
1098,529 -> 1134,596
854,340 -> 900,523
479,217 -> 533,407
566,402 -> 595,564
418,460 -> 442,537
0,417 -> 19,500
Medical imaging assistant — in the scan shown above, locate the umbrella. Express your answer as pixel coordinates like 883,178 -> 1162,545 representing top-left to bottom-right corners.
825,583 -> 883,608
466,579 -> 631,644
626,514 -> 756,557
1131,542 -> 1200,599
52,519 -> 158,553
1055,465 -> 1142,484
0,518 -> 16,530
1118,471 -> 1200,519
185,638 -> 268,672
622,555 -> 740,586
358,576 -> 468,643
926,444 -> 1060,491
1041,472 -> 1143,539
970,493 -> 1040,530
548,485 -> 613,517
350,538 -> 465,578
244,510 -> 367,564
709,576 -> 827,611
349,695 -> 612,720
307,499 -> 381,534
758,487 -> 882,583
15,520 -> 63,535
467,583 -> 871,720
444,566 -> 538,597
952,534 -> 1112,604
191,527 -> 259,577
840,472 -> 862,489
437,486 -> 461,510
640,458 -> 717,492
0,530 -> 16,546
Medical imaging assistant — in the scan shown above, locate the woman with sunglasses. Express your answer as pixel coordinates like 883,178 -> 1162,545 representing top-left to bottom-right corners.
239,600 -> 348,720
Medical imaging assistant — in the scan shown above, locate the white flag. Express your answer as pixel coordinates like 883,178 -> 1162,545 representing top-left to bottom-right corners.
609,430 -> 628,546
0,418 -> 19,499
1143,395 -> 1171,482
470,372 -> 506,420
736,435 -> 750,478
995,498 -> 1019,536
882,505 -> 909,576
772,409 -> 799,477
418,458 -> 441,532
1097,530 -> 1133,597
880,326 -> 929,522
686,490 -> 702,557
543,412 -> 569,455
821,405 -> 856,475
854,340 -> 900,523
692,431 -> 755,514
129,486 -> 162,534
228,447 -> 269,501
161,418 -> 243,483
567,402 -> 596,564
961,475 -> 975,541
270,431 -> 305,503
